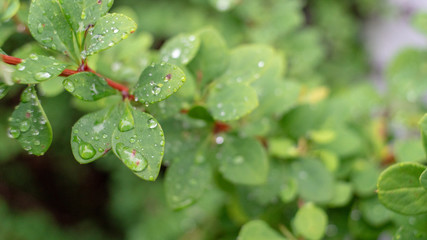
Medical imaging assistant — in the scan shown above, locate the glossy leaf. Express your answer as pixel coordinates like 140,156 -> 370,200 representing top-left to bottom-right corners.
291,158 -> 334,203
70,105 -> 119,164
294,203 -> 327,240
13,54 -> 67,84
377,162 -> 427,215
0,83 -> 10,99
237,220 -> 286,240
60,0 -> 113,34
8,86 -> 52,156
160,33 -> 201,65
112,102 -> 164,181
165,149 -> 211,209
63,72 -> 117,101
133,62 -> 186,104
420,168 -> 427,190
218,136 -> 268,185
187,105 -> 214,123
28,0 -> 76,58
83,13 -> 137,57
207,83 -> 258,121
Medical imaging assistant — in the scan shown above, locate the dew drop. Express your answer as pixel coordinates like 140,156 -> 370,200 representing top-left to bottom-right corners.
171,48 -> 181,59
119,107 -> 134,132
21,88 -> 33,103
233,155 -> 244,164
41,37 -> 53,43
147,118 -> 157,129
79,142 -> 96,160
37,23 -> 44,33
35,72 -> 51,81
29,54 -> 38,60
19,120 -> 30,132
258,61 -> 265,68
112,28 -> 119,33
102,134 -> 108,139
7,127 -> 20,139
115,143 -> 148,171
17,64 -> 25,71
34,140 -> 41,146
63,80 -> 75,92
152,86 -> 161,95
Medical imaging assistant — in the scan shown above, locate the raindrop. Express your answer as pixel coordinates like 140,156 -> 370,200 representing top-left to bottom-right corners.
32,129 -> 39,136
108,42 -> 114,47
152,86 -> 161,95
79,142 -> 96,160
17,64 -> 25,71
41,38 -> 52,43
7,127 -> 20,139
35,72 -> 51,81
37,23 -> 44,33
171,48 -> 181,59
34,140 -> 40,146
102,134 -> 108,139
119,106 -> 135,132
233,155 -> 244,164
258,61 -> 265,68
63,80 -> 75,92
20,121 -> 30,132
147,118 -> 157,128
112,28 -> 119,33
29,54 -> 38,60
115,143 -> 148,171
21,88 -> 33,103
129,137 -> 136,143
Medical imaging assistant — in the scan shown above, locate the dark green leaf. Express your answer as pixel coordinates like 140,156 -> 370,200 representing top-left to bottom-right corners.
0,83 -> 10,99
160,33 -> 201,65
8,86 -> 52,156
294,203 -> 328,240
187,105 -> 214,122
291,158 -> 334,203
63,72 -> 117,101
377,162 -> 427,215
0,48 -> 5,54
70,105 -> 119,164
38,77 -> 64,97
394,226 -> 427,240
13,54 -> 67,84
28,0 -> 77,58
207,83 -> 258,121
133,62 -> 186,104
112,101 -> 165,181
83,13 -> 137,57
218,136 -> 268,185
238,220 -> 286,240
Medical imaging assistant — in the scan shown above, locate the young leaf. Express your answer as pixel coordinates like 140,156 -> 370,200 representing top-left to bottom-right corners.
0,0 -> 19,22
13,54 -> 67,84
237,220 -> 286,240
218,136 -> 268,185
63,72 -> 117,101
133,62 -> 186,104
160,33 -> 201,65
60,0 -> 113,34
291,158 -> 334,203
8,86 -> 52,156
83,13 -> 137,57
70,105 -> 119,164
294,203 -> 328,240
207,83 -> 258,121
0,83 -> 10,99
377,162 -> 427,215
28,0 -> 77,58
112,101 -> 165,181
164,149 -> 211,210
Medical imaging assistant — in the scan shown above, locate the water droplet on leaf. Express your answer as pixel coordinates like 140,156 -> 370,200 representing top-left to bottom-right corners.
7,127 -> 20,139
63,80 -> 75,92
115,143 -> 148,171
29,54 -> 38,60
147,118 -> 157,129
35,72 -> 51,81
37,23 -> 44,33
79,142 -> 96,160
19,120 -> 30,132
152,86 -> 161,95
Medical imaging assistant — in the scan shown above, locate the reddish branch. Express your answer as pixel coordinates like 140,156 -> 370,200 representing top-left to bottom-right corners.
1,54 -> 132,98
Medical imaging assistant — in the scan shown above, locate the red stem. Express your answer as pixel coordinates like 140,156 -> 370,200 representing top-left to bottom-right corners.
1,54 -> 132,98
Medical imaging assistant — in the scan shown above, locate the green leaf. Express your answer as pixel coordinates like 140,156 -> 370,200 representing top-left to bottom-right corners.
217,45 -> 275,85
160,33 -> 201,65
420,168 -> 427,190
188,28 -> 229,86
291,158 -> 334,203
63,72 -> 117,101
28,0 -> 77,58
394,226 -> 427,240
83,13 -> 137,57
60,0 -> 113,34
419,114 -> 427,158
0,48 -> 5,54
207,83 -> 258,121
38,77 -> 64,97
1,0 -> 20,22
133,62 -> 186,104
70,105 -> 119,164
112,101 -> 165,181
165,149 -> 211,209
13,54 -> 67,84
351,160 -> 380,197
294,203 -> 328,240
238,220 -> 286,240
359,197 -> 391,227
8,86 -> 52,156
377,162 -> 427,215
279,177 -> 298,203
413,12 -> 427,36
328,181 -> 353,208
218,136 -> 268,185
187,105 -> 214,123
395,138 -> 426,163
0,83 -> 10,99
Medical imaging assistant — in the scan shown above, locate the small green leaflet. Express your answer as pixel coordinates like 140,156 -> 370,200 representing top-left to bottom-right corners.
377,162 -> 427,215
187,105 -> 214,123
165,148 -> 211,209
237,220 -> 286,240
294,203 -> 328,240
60,0 -> 113,34
218,136 -> 268,185
13,54 -> 67,84
70,105 -> 119,164
1,0 -> 20,22
63,72 -> 117,101
112,101 -> 165,181
328,181 -> 353,207
133,62 -> 186,104
0,83 -> 10,99
160,33 -> 201,65
83,13 -> 137,57
207,83 -> 258,121
8,86 -> 52,156
28,0 -> 77,58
